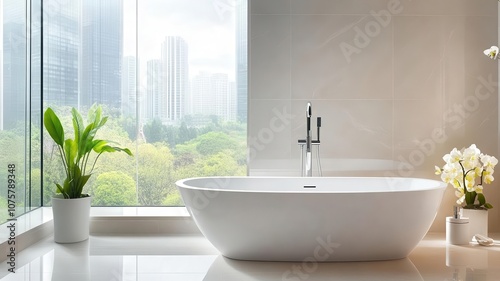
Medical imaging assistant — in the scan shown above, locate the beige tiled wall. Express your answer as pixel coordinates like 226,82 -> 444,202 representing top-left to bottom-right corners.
248,0 -> 499,232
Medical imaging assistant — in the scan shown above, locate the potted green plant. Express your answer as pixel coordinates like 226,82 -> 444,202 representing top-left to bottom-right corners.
44,104 -> 132,243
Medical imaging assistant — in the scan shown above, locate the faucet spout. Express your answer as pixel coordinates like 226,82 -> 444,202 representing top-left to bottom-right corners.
306,102 -> 312,144
298,101 -> 321,177
305,102 -> 312,176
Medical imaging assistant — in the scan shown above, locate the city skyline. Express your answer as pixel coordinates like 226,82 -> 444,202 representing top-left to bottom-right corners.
133,0 -> 237,81
1,0 -> 246,131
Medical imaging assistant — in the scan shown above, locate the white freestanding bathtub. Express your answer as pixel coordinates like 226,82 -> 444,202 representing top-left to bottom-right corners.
176,177 -> 446,262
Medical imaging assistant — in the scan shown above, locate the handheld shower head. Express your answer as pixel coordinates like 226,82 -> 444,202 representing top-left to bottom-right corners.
306,102 -> 312,132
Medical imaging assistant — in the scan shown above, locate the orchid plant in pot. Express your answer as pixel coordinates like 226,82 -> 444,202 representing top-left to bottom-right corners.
44,104 -> 133,243
435,144 -> 497,238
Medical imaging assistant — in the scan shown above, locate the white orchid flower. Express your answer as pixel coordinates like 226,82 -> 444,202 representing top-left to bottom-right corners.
437,145 -> 496,209
484,173 -> 494,184
434,166 -> 442,175
473,185 -> 484,194
484,46 -> 499,60
443,148 -> 461,164
440,162 -> 461,183
465,176 -> 476,192
462,144 -> 481,169
481,154 -> 498,168
440,172 -> 455,184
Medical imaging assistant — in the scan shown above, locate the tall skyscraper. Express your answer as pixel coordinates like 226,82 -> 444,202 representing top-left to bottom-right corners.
40,0 -> 80,108
211,73 -> 229,120
122,56 -> 136,116
0,51 -> 3,130
236,0 -> 247,123
2,0 -> 28,130
191,72 -> 211,116
81,0 -> 123,110
146,59 -> 162,120
161,36 -> 188,123
228,81 -> 237,121
190,72 -> 235,122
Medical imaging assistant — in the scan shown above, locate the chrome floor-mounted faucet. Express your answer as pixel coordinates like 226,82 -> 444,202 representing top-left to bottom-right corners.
298,102 -> 321,177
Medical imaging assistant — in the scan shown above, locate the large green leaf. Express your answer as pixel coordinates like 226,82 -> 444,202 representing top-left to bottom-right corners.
68,165 -> 92,199
119,147 -> 133,156
100,145 -> 133,156
68,166 -> 83,198
43,108 -> 65,146
71,107 -> 85,146
465,191 -> 475,206
98,116 -> 108,128
79,123 -> 97,157
55,183 -> 65,197
478,193 -> 486,206
77,174 -> 92,197
91,139 -> 108,153
64,139 -> 77,171
56,178 -> 71,199
88,104 -> 102,128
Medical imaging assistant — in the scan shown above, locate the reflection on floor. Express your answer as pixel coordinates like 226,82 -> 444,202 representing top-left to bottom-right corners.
1,233 -> 499,280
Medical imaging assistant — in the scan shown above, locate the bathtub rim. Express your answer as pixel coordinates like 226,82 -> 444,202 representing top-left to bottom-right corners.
175,176 -> 447,194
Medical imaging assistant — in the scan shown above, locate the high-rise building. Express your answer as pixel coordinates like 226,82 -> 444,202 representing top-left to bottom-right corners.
161,36 -> 188,123
236,0 -> 247,123
146,59 -> 162,120
2,0 -> 28,130
41,0 -> 80,108
211,73 -> 229,120
228,81 -> 237,121
191,72 -> 211,116
122,56 -> 136,116
0,51 -> 3,130
190,72 -> 235,122
81,0 -> 123,110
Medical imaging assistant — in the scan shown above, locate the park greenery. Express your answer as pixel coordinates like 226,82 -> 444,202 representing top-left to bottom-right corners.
0,105 -> 247,221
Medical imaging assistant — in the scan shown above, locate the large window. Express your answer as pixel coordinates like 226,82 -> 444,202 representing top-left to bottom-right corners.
0,0 -> 247,222
0,0 -> 42,223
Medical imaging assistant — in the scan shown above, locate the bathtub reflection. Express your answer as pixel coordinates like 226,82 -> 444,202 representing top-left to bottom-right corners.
203,255 -> 423,281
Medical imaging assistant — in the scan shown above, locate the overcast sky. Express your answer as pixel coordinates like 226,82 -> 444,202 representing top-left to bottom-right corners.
124,0 -> 238,83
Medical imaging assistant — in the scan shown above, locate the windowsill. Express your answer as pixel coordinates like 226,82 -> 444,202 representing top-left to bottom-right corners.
90,206 -> 190,217
0,207 -> 197,262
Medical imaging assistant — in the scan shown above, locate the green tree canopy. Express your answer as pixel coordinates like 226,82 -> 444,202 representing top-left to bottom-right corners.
91,171 -> 137,206
136,143 -> 175,205
143,118 -> 166,144
194,131 -> 240,156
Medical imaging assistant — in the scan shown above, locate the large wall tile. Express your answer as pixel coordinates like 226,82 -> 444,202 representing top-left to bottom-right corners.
250,15 -> 291,99
394,100 -> 444,150
399,0 -> 496,16
251,0 -> 290,14
291,0 -> 396,15
394,16 -> 465,100
247,99 -> 292,161
291,15 -> 392,100
291,99 -> 392,160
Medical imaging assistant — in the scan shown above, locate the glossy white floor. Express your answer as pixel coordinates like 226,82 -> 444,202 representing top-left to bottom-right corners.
0,233 -> 500,281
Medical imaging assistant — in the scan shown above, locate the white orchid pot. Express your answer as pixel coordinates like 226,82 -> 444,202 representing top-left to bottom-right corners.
462,209 -> 488,241
52,195 -> 92,243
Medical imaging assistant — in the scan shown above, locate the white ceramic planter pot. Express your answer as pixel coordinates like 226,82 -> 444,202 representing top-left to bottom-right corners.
52,195 -> 92,243
462,209 -> 488,241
